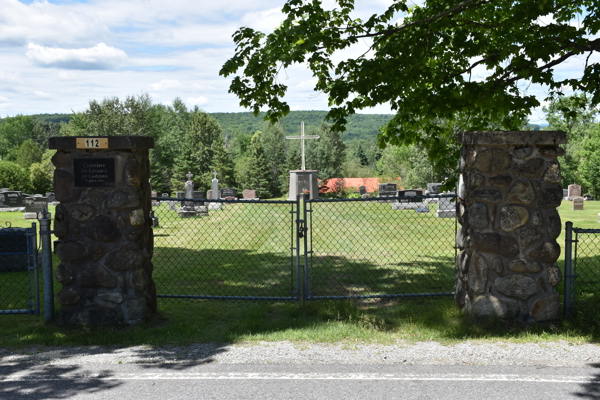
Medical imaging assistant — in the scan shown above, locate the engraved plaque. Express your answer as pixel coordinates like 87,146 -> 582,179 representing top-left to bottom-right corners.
76,138 -> 108,149
73,158 -> 116,187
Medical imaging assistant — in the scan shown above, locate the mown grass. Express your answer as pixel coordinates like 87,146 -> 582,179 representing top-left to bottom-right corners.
0,200 -> 599,348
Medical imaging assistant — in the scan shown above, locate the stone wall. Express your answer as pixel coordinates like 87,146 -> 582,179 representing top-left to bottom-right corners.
456,131 -> 566,322
49,137 -> 156,325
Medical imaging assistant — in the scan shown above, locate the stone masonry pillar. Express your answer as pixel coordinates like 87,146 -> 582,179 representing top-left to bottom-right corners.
49,136 -> 156,325
456,131 -> 566,322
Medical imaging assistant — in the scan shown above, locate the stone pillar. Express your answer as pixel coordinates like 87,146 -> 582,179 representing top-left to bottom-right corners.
456,131 -> 566,322
49,136 -> 156,325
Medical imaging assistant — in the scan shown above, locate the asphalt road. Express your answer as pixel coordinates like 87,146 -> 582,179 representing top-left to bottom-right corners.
2,342 -> 600,400
2,362 -> 600,399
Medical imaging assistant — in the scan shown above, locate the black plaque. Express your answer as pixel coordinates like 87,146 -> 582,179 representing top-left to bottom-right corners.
359,186 -> 366,195
74,158 -> 116,188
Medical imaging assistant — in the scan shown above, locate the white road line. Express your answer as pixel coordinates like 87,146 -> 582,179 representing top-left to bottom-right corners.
0,372 -> 595,384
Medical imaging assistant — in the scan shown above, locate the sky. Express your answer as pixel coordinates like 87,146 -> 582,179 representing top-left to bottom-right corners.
0,0 -> 595,124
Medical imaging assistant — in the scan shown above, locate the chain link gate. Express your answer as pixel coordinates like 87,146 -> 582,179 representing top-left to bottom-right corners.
302,194 -> 457,300
0,223 -> 40,315
151,194 -> 457,302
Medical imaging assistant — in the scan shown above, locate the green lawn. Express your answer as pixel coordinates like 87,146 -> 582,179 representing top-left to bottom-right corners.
0,199 -> 599,348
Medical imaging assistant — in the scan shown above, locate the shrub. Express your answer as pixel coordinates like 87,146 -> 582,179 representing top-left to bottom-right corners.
0,160 -> 32,192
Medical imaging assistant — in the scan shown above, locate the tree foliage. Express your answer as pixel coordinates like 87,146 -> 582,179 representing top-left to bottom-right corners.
221,0 -> 600,183
0,161 -> 32,193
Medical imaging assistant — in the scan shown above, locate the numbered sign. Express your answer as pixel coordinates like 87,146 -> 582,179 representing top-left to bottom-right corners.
76,138 -> 108,149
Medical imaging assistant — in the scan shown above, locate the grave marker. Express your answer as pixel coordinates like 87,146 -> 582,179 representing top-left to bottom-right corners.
573,197 -> 584,210
568,184 -> 581,198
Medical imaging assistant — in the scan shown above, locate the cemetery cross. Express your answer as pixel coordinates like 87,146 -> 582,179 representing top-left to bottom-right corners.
285,121 -> 319,170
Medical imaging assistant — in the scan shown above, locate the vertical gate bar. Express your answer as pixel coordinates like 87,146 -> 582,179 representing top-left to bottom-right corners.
40,208 -> 54,322
564,221 -> 573,319
296,195 -> 301,300
302,194 -> 309,301
30,223 -> 40,315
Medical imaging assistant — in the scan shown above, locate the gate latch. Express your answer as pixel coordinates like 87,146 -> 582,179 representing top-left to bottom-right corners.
298,219 -> 308,239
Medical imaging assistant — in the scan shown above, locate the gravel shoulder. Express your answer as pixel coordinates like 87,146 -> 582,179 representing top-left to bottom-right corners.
2,341 -> 600,367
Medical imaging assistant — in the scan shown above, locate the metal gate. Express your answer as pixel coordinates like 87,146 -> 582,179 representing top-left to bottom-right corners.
0,223 -> 40,315
303,194 -> 457,300
563,222 -> 600,318
152,194 -> 457,302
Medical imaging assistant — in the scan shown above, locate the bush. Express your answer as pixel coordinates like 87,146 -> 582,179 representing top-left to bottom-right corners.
0,160 -> 32,192
29,162 -> 53,194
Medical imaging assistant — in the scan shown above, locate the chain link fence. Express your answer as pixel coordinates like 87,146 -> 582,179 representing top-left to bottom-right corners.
305,195 -> 457,299
0,223 -> 40,314
151,198 -> 300,301
564,224 -> 600,317
151,194 -> 457,303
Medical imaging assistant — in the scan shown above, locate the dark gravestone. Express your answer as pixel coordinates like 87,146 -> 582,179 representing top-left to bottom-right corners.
359,186 -> 366,195
221,188 -> 237,198
396,189 -> 424,203
24,196 -> 49,212
0,228 -> 29,272
0,191 -> 23,207
379,183 -> 397,196
73,158 -> 116,188
427,183 -> 442,194
192,191 -> 205,205
563,189 -> 568,198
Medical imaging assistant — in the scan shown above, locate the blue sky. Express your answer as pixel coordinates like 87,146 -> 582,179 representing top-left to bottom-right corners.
0,0 -> 596,124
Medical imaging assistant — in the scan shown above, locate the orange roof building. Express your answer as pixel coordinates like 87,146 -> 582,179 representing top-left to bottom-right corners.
319,178 -> 403,193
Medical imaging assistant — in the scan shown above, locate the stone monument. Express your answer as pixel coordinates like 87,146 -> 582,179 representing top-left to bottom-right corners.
209,171 -> 221,210
287,122 -> 319,200
456,131 -> 566,322
178,172 -> 197,218
49,136 -> 156,326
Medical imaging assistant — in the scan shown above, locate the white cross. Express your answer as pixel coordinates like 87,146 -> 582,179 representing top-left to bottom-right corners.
285,122 -> 319,170
186,171 -> 193,181
213,171 -> 217,180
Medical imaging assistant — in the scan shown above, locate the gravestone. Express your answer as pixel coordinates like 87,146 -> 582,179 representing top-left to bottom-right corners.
46,192 -> 56,203
193,190 -> 205,205
49,136 -> 155,326
0,191 -> 23,208
221,188 -> 237,199
207,190 -> 212,199
24,196 -> 49,219
243,189 -> 258,200
573,197 -> 584,210
597,213 -> 600,223
568,184 -> 581,198
209,171 -> 221,210
436,196 -> 456,218
168,201 -> 177,211
162,193 -> 169,198
379,183 -> 397,197
392,189 -> 427,210
427,183 -> 442,194
359,186 -> 366,195
179,172 -> 197,218
563,188 -> 569,199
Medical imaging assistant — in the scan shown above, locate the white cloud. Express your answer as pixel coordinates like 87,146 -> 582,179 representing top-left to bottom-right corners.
0,96 -> 8,102
34,91 -> 51,98
0,102 -> 12,108
0,70 -> 18,82
187,96 -> 209,106
240,8 -> 285,32
26,43 -> 128,70
149,79 -> 183,91
0,0 -> 109,47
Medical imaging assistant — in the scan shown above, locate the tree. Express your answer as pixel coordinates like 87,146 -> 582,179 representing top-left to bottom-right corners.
210,134 -> 237,189
257,123 -> 286,196
15,139 -> 43,169
580,124 -> 600,198
29,149 -> 56,194
221,0 -> 600,184
245,132 -> 272,198
304,123 -> 346,180
171,110 -> 225,191
0,115 -> 35,161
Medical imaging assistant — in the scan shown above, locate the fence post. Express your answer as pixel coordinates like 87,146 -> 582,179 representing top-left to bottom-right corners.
39,207 -> 54,322
564,221 -> 574,319
302,193 -> 309,302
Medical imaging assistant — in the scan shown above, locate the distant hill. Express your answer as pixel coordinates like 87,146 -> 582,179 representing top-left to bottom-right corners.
30,110 -> 394,142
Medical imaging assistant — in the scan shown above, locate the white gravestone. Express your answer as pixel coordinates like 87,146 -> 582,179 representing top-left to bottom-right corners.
209,171 -> 222,210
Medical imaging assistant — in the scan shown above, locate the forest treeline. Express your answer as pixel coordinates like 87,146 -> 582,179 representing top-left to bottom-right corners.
0,93 -> 597,198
